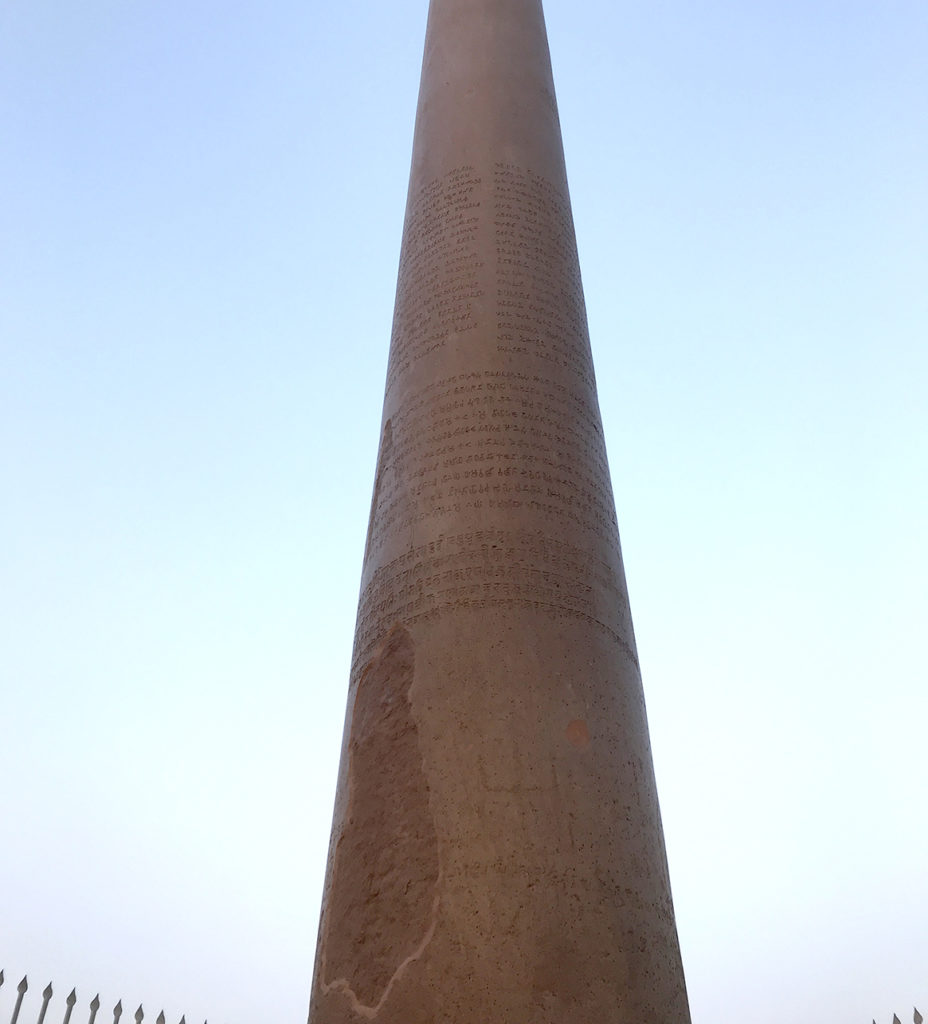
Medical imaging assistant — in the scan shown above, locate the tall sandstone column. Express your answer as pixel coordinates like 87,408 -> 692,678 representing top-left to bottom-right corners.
308,1 -> 691,1021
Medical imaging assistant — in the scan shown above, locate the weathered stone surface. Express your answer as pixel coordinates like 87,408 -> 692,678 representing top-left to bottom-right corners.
308,1 -> 691,1021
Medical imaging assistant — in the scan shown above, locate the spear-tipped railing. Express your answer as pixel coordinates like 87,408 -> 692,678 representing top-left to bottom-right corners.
0,973 -> 211,1024
3,963 -> 914,1024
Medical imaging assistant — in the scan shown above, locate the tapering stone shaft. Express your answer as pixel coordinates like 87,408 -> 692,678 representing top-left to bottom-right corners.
308,1 -> 691,1021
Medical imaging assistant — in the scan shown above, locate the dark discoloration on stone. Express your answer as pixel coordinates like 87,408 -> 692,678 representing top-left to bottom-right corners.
566,719 -> 590,748
532,931 -> 589,1011
321,624 -> 439,1011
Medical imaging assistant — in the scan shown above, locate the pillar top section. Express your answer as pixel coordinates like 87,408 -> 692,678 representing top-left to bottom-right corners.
409,0 -> 569,193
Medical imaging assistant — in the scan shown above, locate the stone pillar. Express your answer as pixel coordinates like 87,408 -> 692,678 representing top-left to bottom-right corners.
307,1 -> 691,1021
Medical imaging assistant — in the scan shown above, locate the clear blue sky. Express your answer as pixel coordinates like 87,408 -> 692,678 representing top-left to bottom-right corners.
1,1 -> 925,1022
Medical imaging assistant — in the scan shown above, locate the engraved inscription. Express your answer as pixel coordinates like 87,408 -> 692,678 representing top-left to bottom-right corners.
360,162 -> 635,677
353,529 -> 636,675
386,166 -> 485,390
366,369 -> 617,558
494,164 -> 596,391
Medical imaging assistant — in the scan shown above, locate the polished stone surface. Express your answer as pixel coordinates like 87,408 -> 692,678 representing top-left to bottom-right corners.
308,1 -> 691,1020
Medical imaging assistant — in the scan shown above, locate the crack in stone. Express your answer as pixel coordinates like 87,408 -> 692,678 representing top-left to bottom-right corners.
319,877 -> 441,1019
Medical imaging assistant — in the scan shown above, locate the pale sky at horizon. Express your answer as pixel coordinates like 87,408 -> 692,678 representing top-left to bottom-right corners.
1,1 -> 926,1022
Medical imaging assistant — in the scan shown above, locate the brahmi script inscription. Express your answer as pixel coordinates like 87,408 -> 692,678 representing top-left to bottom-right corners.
358,160 -> 635,675
493,163 -> 596,391
386,166 -> 484,391
353,528 -> 638,676
386,164 -> 597,391
366,369 -> 618,561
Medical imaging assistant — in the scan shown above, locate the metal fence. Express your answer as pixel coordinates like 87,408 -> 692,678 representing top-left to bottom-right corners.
1,966 -> 921,1024
0,972 -> 204,1024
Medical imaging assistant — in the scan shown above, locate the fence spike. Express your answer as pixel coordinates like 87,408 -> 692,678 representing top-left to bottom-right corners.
1,970 -> 4,989
87,995 -> 100,1024
134,1006 -> 143,1024
36,983 -> 54,1024
896,1016 -> 903,1024
11,977 -> 29,1024
112,1000 -> 122,1024
916,1010 -> 924,1024
156,1013 -> 164,1024
62,989 -> 77,1024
